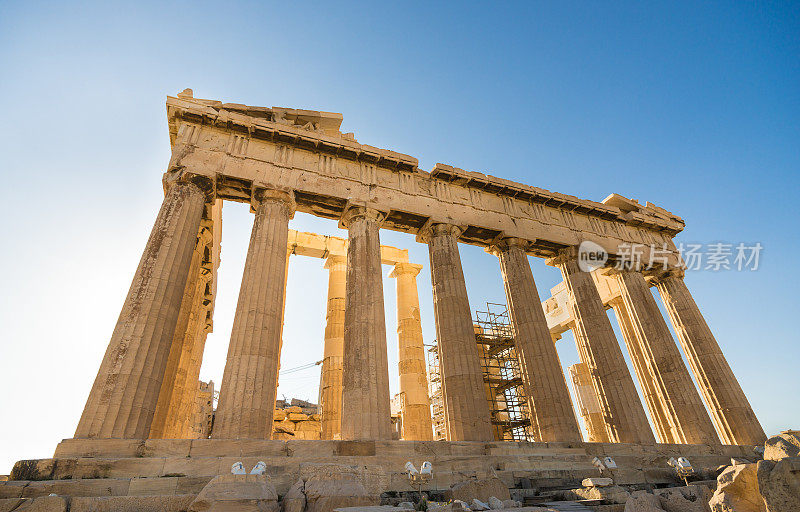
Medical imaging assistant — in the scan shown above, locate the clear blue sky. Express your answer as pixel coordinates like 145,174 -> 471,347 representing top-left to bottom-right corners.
0,1 -> 797,471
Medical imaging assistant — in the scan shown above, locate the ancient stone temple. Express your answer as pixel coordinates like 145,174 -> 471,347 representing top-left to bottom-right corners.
1,89 -> 776,511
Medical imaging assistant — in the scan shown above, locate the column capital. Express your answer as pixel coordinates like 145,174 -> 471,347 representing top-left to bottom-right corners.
324,253 -> 347,269
389,262 -> 423,278
647,267 -> 686,284
486,236 -> 532,257
416,221 -> 464,244
163,167 -> 216,202
251,185 -> 296,217
544,246 -> 580,267
338,203 -> 387,229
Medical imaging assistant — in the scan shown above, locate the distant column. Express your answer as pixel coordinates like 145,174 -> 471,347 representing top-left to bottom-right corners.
609,297 -> 676,443
75,170 -> 211,439
568,362 -> 609,443
491,238 -> 582,442
389,262 -> 433,441
148,230 -> 204,439
214,188 -> 295,439
320,254 -> 347,440
340,206 -> 392,440
653,272 -> 765,445
422,223 -> 493,442
548,248 -> 655,444
615,270 -> 719,444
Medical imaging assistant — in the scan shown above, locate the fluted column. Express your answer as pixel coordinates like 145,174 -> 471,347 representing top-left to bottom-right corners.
75,171 -> 211,439
654,272 -> 765,445
609,298 -> 676,443
163,258 -> 214,439
340,206 -> 392,440
568,362 -> 609,442
148,230 -> 205,439
615,270 -> 719,444
320,254 -> 347,440
491,238 -> 581,442
422,223 -> 493,442
548,248 -> 654,444
213,188 -> 295,439
389,262 -> 433,441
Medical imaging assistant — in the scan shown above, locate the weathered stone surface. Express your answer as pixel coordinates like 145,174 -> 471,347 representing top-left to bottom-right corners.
488,496 -> 504,509
302,464 -> 379,512
708,463 -> 765,512
471,498 -> 489,511
0,498 -> 25,512
624,491 -> 663,512
449,477 -> 510,503
14,496 -> 68,512
573,485 -> 630,504
653,485 -> 711,512
582,477 -> 613,487
282,479 -> 306,512
190,474 -> 279,512
70,495 -> 195,512
764,432 -> 800,462
756,458 -> 800,512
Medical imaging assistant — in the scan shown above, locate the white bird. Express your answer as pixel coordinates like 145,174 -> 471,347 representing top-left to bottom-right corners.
231,462 -> 246,475
250,461 -> 267,475
405,461 -> 420,480
420,461 -> 432,481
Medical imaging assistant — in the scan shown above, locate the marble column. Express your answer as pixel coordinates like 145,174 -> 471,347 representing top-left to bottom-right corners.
549,249 -> 655,444
492,238 -> 582,442
615,270 -> 719,444
340,206 -> 392,440
654,272 -> 765,445
422,223 -> 493,442
609,298 -> 676,443
320,254 -> 347,440
213,188 -> 295,439
389,262 -> 433,441
568,362 -> 609,442
148,232 -> 205,439
75,171 -> 211,439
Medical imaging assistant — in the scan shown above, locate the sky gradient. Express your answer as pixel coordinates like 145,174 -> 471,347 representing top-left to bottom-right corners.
0,1 -> 798,472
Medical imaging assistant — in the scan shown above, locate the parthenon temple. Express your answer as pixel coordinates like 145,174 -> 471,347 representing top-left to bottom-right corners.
2,90 -> 777,510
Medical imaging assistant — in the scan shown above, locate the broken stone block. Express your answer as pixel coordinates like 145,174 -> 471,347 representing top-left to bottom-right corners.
189,474 -> 279,512
764,431 -> 800,462
708,463 -> 765,512
282,479 -> 305,512
448,477 -> 510,503
756,457 -> 800,512
274,410 -> 287,422
574,484 -> 630,504
624,490 -> 663,512
500,500 -> 520,509
653,485 -> 711,512
302,464 -> 379,512
581,477 -> 613,487
487,496 -> 504,509
471,498 -> 489,510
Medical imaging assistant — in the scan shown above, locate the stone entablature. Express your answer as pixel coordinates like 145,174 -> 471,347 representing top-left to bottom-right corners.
166,90 -> 683,263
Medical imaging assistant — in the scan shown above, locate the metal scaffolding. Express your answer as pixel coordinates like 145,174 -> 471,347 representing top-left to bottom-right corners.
426,302 -> 534,442
475,303 -> 534,442
425,342 -> 447,440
